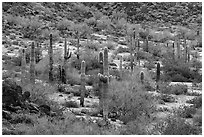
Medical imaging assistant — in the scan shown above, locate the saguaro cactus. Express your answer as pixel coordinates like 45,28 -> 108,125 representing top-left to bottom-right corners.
21,48 -> 26,87
98,47 -> 110,121
102,47 -> 109,120
35,43 -> 41,63
62,35 -> 72,84
176,38 -> 181,60
58,65 -> 62,83
119,55 -> 123,78
30,42 -> 35,84
98,51 -> 103,109
140,71 -> 144,84
172,42 -> 175,60
156,62 -> 160,91
80,60 -> 86,107
184,37 -> 188,63
49,34 -> 53,82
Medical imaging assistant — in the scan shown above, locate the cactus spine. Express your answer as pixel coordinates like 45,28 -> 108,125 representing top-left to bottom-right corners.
140,71 -> 144,84
49,34 -> 53,82
30,42 -> 35,84
80,60 -> 86,107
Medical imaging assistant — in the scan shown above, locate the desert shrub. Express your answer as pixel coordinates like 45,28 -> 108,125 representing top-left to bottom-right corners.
14,115 -> 120,135
66,67 -> 81,85
115,46 -> 130,54
160,115 -> 200,135
143,61 -> 155,70
162,57 -> 202,82
176,105 -> 197,118
62,101 -> 79,108
9,113 -> 37,125
107,70 -> 156,124
193,108 -> 202,126
101,41 -> 117,50
70,49 -> 100,71
83,41 -> 101,51
159,83 -> 188,95
186,96 -> 202,108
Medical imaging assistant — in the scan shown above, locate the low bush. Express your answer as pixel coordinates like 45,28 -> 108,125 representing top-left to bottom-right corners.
176,105 -> 197,118
107,71 -> 156,124
193,108 -> 202,126
62,101 -> 79,108
159,83 -> 188,95
161,115 -> 200,135
186,96 -> 202,108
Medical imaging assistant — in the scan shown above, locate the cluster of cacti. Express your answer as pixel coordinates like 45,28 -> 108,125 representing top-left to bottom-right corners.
80,60 -> 86,107
30,42 -> 35,85
49,34 -> 53,82
98,47 -> 109,120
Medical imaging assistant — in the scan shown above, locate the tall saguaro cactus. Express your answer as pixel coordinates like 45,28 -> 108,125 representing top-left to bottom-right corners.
80,60 -> 86,107
156,62 -> 160,91
140,71 -> 144,84
98,47 -> 109,121
176,37 -> 181,60
172,42 -> 175,61
62,35 -> 72,84
49,34 -> 53,82
98,51 -> 103,109
21,48 -> 26,87
30,42 -> 35,84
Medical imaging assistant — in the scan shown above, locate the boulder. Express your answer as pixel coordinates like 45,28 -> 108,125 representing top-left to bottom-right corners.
3,79 -> 23,107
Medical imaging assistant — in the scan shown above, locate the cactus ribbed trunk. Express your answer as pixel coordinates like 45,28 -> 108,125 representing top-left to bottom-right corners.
58,65 -> 62,83
30,42 -> 35,84
103,47 -> 109,120
35,43 -> 41,63
119,55 -> 123,78
156,62 -> 160,90
184,37 -> 188,63
172,42 -> 175,61
98,51 -> 103,109
21,48 -> 26,88
138,39 -> 140,66
49,34 -> 53,82
140,71 -> 144,84
77,33 -> 80,59
80,60 -> 86,107
176,38 -> 181,60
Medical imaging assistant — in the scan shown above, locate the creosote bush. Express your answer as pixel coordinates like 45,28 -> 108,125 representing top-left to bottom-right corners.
107,70 -> 156,124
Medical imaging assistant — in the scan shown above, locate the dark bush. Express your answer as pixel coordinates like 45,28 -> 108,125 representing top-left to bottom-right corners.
186,96 -> 202,108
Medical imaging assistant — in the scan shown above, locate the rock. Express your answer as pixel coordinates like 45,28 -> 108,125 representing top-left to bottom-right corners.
2,110 -> 12,120
3,79 -> 23,107
39,104 -> 51,115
